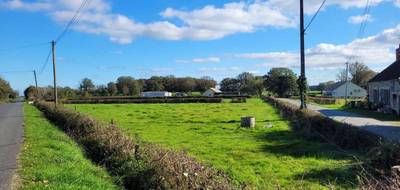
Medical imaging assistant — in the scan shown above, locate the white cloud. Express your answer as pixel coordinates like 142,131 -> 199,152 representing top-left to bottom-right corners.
268,0 -> 384,15
199,67 -> 240,73
176,57 -> 221,64
0,0 -> 396,44
238,25 -> 400,69
348,14 -> 373,24
0,0 -> 51,11
395,0 -> 400,7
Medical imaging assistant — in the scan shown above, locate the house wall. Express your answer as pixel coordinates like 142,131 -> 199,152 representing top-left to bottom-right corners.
331,83 -> 367,98
140,91 -> 172,97
368,80 -> 400,113
203,90 -> 215,97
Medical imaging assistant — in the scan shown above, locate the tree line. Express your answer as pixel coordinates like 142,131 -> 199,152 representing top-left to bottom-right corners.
0,77 -> 16,101
25,76 -> 217,100
24,62 -> 376,101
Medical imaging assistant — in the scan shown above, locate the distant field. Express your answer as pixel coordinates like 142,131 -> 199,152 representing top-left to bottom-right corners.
19,105 -> 119,190
68,99 -> 362,189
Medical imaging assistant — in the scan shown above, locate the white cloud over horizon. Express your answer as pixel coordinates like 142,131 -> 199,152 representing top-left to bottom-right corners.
238,24 -> 400,69
176,57 -> 221,64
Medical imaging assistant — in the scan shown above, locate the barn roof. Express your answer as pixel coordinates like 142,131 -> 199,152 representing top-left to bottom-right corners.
369,60 -> 400,83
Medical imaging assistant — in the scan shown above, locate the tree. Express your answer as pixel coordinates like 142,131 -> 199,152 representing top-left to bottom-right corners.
220,78 -> 240,92
337,62 -> 376,88
95,85 -> 109,96
264,68 -> 298,97
107,82 -> 117,96
0,77 -> 13,100
195,76 -> 216,92
79,78 -> 95,93
349,62 -> 376,88
176,77 -> 196,92
318,81 -> 335,93
116,76 -> 141,96
24,86 -> 37,100
144,79 -> 164,91
253,77 -> 265,97
237,72 -> 257,95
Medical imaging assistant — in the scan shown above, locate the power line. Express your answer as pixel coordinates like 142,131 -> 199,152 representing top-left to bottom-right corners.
357,0 -> 371,38
0,70 -> 33,74
55,0 -> 91,43
304,0 -> 328,32
39,47 -> 52,74
0,42 -> 48,53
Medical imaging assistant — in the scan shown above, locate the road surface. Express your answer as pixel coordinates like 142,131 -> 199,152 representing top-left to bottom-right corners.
0,103 -> 23,190
279,98 -> 400,142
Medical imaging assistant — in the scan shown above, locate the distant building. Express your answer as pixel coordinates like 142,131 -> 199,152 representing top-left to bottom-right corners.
368,44 -> 400,113
140,91 -> 172,98
203,88 -> 222,97
323,81 -> 367,99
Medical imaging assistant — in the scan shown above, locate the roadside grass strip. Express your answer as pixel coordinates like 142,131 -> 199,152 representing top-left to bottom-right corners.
18,104 -> 120,190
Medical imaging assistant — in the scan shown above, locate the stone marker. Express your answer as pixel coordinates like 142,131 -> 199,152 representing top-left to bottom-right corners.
241,116 -> 255,128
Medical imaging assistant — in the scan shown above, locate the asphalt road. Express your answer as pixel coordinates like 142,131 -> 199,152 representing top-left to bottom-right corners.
278,98 -> 400,142
0,103 -> 23,190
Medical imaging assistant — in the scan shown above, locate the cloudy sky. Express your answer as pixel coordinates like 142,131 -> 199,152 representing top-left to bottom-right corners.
0,0 -> 400,92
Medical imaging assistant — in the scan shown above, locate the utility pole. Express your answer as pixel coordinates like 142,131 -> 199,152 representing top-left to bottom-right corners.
33,70 -> 38,98
51,40 -> 58,107
345,62 -> 349,105
299,0 -> 307,109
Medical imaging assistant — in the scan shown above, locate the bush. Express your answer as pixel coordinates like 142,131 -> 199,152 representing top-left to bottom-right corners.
262,96 -> 382,151
34,101 -> 235,190
230,97 -> 246,103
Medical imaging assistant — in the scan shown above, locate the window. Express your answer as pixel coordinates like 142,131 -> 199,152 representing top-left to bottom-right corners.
393,94 -> 397,107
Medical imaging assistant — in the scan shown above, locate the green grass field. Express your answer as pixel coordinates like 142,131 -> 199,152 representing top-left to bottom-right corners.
19,104 -> 120,190
68,99 -> 362,189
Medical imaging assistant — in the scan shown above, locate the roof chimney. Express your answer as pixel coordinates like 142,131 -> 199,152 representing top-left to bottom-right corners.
397,44 -> 400,61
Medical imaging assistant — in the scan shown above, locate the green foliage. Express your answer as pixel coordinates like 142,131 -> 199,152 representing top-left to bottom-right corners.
19,104 -> 119,189
35,101 -> 234,189
0,77 -> 14,100
264,68 -> 298,97
79,78 -> 95,93
220,72 -> 264,96
116,76 -> 142,96
69,99 -> 362,189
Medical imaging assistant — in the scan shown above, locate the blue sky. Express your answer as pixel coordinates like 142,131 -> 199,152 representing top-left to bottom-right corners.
0,0 -> 400,93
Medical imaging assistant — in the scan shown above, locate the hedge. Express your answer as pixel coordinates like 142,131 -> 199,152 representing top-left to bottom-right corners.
62,98 -> 223,104
34,101 -> 235,190
262,96 -> 400,188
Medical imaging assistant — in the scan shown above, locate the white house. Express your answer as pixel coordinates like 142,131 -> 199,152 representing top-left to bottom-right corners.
368,44 -> 400,114
323,81 -> 367,99
140,91 -> 172,98
202,88 -> 222,97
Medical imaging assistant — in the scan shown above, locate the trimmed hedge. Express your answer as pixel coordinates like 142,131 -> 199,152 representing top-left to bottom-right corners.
62,98 -> 223,104
34,101 -> 235,190
262,96 -> 382,151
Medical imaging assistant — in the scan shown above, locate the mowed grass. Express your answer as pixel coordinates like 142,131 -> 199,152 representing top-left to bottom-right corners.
19,104 -> 120,190
69,99 -> 361,189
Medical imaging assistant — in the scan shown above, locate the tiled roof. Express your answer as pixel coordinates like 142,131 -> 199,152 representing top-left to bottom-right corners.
369,60 -> 400,82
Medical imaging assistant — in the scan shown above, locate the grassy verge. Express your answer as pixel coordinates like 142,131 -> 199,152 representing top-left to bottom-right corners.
68,99 -> 362,189
18,104 -> 120,190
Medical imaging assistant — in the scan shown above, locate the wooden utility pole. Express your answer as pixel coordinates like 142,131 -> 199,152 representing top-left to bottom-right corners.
33,70 -> 38,97
51,40 -> 58,107
345,62 -> 349,104
300,0 -> 307,109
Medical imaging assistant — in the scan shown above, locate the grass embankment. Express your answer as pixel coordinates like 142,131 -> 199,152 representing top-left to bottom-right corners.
69,99 -> 362,189
18,104 -> 120,190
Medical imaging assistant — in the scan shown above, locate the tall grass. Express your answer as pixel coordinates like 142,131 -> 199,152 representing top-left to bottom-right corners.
34,101 -> 235,190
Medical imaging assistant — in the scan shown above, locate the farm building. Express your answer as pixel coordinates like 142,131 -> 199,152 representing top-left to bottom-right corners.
368,44 -> 400,114
323,81 -> 367,99
140,91 -> 172,98
203,88 -> 222,97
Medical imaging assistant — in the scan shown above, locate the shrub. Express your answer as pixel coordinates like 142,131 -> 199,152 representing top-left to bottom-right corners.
262,96 -> 382,151
230,97 -> 246,103
34,101 -> 235,190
